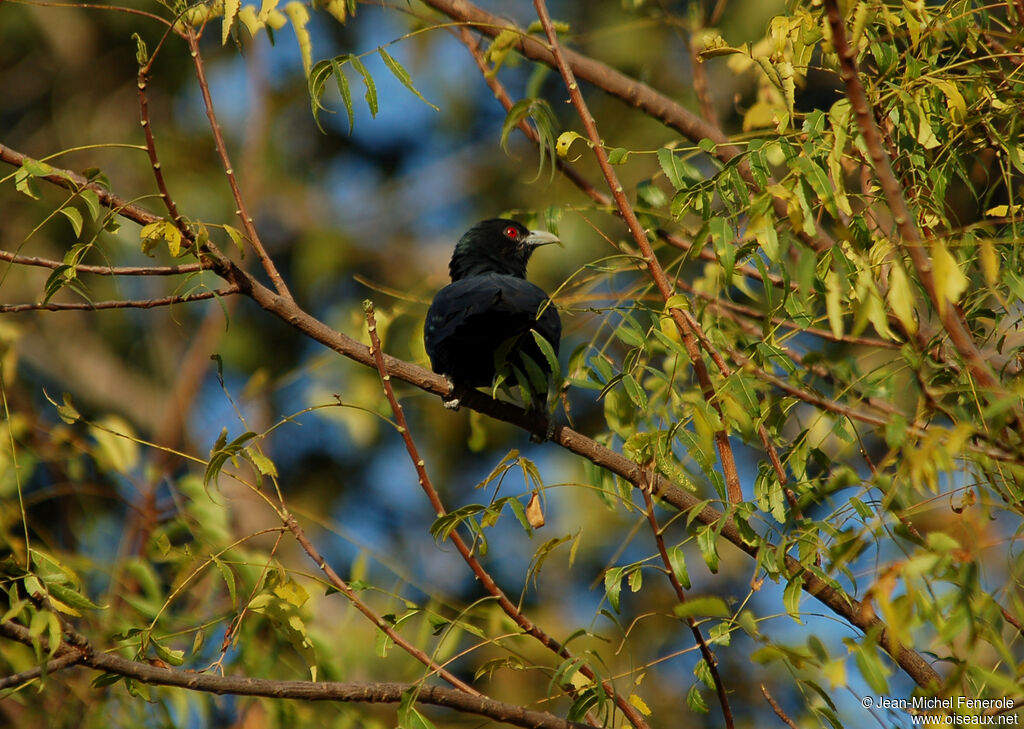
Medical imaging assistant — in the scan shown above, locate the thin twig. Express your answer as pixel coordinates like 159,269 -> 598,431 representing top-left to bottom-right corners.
0,250 -> 206,276
0,287 -> 236,313
363,302 -> 644,729
761,684 -> 801,729
138,34 -> 193,241
184,30 -> 293,301
641,484 -> 734,728
0,651 -> 83,690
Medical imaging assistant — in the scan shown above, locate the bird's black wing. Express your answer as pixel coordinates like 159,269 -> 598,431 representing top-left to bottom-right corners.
425,273 -> 560,388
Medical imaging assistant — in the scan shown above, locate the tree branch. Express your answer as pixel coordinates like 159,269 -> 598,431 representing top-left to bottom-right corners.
0,249 -> 205,276
0,620 -> 589,729
0,287 -> 236,313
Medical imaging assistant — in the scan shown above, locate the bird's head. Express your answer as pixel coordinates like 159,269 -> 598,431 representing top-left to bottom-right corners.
449,219 -> 560,281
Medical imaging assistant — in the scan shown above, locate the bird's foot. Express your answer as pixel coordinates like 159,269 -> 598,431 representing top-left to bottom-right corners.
441,377 -> 461,409
529,415 -> 556,443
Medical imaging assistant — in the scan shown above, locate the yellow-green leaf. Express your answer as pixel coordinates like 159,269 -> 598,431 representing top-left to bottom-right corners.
825,270 -> 844,339
978,238 -> 998,286
930,241 -> 968,316
222,0 -> 240,45
629,693 -> 652,716
556,130 -> 586,159
886,260 -> 918,335
285,2 -> 312,76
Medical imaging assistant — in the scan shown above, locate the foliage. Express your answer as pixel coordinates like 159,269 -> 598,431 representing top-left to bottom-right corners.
1,0 -> 1024,728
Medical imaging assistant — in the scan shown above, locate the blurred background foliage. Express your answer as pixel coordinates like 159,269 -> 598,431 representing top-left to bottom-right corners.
2,0 -> 1024,727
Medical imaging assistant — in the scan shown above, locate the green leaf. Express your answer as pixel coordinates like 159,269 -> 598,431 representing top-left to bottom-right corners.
673,596 -> 729,619
530,329 -> 561,381
608,147 -> 630,164
15,164 -> 41,199
79,189 -> 101,220
60,207 -> 84,237
783,575 -> 803,623
622,374 -> 647,409
657,147 -> 685,190
308,59 -> 335,132
854,643 -> 890,694
668,545 -> 691,589
604,566 -> 624,612
556,130 -> 586,159
152,639 -> 185,666
348,55 -> 377,118
398,687 -> 438,729
330,58 -> 355,133
224,224 -> 246,255
686,683 -> 710,713
697,525 -> 719,573
378,48 -> 438,111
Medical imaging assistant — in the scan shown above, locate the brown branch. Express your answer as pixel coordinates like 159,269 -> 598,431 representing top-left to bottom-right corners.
138,41 -> 192,242
0,144 -> 942,691
641,485 -> 733,728
0,143 -> 166,230
363,302 -> 643,729
0,287 -> 236,313
0,651 -> 83,690
0,620 -> 588,729
0,250 -> 206,276
183,30 -> 293,301
532,0 -> 743,503
761,684 -> 800,729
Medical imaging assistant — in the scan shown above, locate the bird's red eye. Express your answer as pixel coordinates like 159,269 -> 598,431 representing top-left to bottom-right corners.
503,225 -> 519,240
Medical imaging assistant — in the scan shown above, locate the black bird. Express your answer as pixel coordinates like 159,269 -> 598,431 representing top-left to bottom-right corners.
425,219 -> 561,406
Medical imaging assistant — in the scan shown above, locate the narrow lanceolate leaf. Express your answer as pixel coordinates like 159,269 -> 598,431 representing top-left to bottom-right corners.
783,575 -> 803,623
886,260 -> 917,334
330,58 -> 355,133
222,0 -> 240,45
825,270 -> 844,339
378,48 -> 438,111
930,241 -> 968,316
348,55 -> 377,117
308,59 -> 335,132
668,546 -> 691,588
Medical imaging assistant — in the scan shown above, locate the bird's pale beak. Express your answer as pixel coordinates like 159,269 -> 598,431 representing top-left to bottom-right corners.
524,229 -> 562,248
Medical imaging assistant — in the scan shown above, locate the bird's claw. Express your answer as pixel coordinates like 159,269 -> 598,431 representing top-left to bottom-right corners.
440,377 -> 461,409
529,415 -> 556,443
